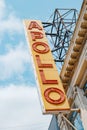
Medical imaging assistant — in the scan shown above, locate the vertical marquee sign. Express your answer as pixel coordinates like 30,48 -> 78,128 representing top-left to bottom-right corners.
24,20 -> 70,114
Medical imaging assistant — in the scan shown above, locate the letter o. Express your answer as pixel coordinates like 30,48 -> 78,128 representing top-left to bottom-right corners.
32,42 -> 50,54
44,87 -> 65,104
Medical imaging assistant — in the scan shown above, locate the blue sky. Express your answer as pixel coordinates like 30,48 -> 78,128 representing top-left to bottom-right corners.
0,0 -> 83,130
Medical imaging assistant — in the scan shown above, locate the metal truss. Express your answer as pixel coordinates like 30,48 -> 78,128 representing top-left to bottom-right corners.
42,8 -> 78,70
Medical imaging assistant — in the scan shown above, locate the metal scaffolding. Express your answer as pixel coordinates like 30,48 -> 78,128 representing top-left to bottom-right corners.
42,8 -> 78,70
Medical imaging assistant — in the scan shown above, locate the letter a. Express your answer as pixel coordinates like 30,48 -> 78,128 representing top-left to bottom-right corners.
28,21 -> 42,30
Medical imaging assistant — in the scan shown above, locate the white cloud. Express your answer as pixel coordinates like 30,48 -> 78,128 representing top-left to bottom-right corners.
0,1 -> 51,130
0,0 -> 5,19
0,0 -> 23,37
0,42 -> 30,80
0,0 -> 27,80
0,14 -> 23,35
0,85 -> 51,130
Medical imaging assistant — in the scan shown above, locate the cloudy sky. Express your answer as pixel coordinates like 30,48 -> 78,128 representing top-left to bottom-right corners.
0,0 -> 83,130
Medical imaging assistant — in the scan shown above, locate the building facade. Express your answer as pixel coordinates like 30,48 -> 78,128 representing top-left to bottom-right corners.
49,0 -> 87,129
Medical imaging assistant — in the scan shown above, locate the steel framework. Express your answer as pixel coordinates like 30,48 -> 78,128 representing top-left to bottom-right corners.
42,8 -> 78,70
